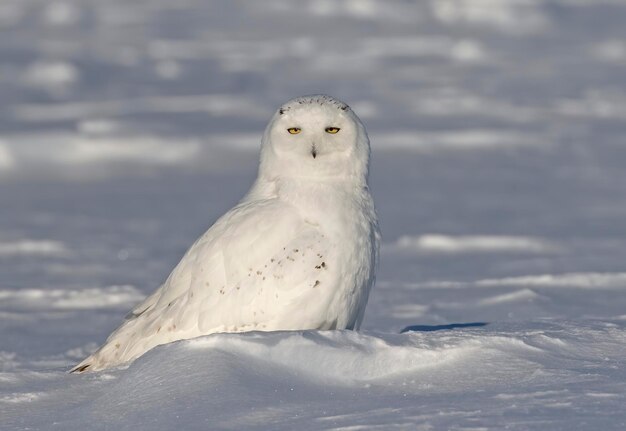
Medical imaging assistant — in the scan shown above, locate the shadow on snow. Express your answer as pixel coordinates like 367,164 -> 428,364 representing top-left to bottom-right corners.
401,322 -> 488,333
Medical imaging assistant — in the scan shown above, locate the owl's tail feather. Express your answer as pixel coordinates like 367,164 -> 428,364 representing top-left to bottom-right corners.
69,351 -> 100,373
69,340 -> 121,373
69,339 -> 131,373
69,301 -> 173,373
70,362 -> 91,373
69,318 -> 154,373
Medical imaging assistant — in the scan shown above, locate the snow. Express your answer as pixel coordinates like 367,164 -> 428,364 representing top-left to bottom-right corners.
22,61 -> 80,92
387,234 -> 561,254
431,0 -> 550,33
0,240 -> 69,257
0,142 -> 15,171
3,324 -> 626,430
0,285 -> 143,311
2,0 -> 626,429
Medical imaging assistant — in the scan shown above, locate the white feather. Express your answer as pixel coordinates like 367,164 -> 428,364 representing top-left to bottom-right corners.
72,95 -> 380,372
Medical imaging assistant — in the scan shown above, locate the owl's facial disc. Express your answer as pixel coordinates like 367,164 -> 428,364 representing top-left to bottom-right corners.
262,95 -> 368,181
262,96 -> 369,179
280,123 -> 345,160
270,104 -> 356,166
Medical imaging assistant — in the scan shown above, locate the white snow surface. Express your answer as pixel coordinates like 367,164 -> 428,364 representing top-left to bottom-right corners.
2,0 -> 626,429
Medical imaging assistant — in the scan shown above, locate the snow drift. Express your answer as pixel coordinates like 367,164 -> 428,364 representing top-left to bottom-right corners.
3,323 -> 625,430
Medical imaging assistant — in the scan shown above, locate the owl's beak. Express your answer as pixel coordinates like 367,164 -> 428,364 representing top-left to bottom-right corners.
311,144 -> 317,159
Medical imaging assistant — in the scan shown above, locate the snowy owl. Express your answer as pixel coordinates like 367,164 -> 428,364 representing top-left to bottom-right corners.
72,95 -> 380,373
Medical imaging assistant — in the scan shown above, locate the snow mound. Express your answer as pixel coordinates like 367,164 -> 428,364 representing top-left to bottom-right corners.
387,234 -> 561,254
393,272 -> 626,290
0,239 -> 68,257
22,61 -> 79,91
0,142 -> 14,171
431,0 -> 549,34
475,272 -> 626,289
182,330 -> 475,383
372,129 -> 543,151
3,323 -> 624,430
0,285 -> 144,311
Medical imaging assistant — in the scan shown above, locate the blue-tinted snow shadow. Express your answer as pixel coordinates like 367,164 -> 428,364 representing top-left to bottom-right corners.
401,322 -> 488,333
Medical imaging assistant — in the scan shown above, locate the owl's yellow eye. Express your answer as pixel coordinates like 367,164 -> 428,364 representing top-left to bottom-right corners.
287,127 -> 301,134
325,127 -> 340,134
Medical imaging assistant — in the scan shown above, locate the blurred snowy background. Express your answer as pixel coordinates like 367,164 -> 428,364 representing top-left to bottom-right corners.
2,1 -> 626,429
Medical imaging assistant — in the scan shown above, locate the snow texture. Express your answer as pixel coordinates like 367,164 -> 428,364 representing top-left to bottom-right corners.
1,0 -> 626,429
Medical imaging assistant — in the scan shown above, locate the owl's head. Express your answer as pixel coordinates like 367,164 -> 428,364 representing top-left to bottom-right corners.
259,95 -> 370,183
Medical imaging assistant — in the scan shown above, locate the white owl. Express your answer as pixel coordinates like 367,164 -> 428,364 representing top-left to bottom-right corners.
72,95 -> 380,373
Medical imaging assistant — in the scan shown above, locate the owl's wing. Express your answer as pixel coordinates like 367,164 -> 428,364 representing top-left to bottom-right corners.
158,197 -> 337,331
119,199 -> 288,320
73,198 -> 335,372
125,286 -> 162,319
151,198 -> 323,308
